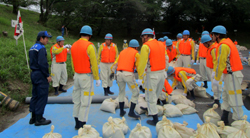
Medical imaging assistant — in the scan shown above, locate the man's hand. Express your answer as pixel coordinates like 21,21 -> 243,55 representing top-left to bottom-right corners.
96,80 -> 101,87
47,76 -> 52,83
196,60 -> 199,64
63,45 -> 69,49
191,60 -> 195,65
138,79 -> 143,86
110,73 -> 115,80
213,78 -> 220,87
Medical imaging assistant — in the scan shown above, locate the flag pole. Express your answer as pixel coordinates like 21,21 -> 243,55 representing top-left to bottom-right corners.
22,30 -> 30,74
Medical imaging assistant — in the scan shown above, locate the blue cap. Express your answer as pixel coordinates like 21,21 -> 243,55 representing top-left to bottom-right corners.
129,39 -> 140,47
56,36 -> 64,42
37,31 -> 52,38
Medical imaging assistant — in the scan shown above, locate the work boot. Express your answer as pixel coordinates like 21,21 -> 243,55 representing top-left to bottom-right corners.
74,117 -> 80,130
221,110 -> 229,125
54,87 -> 59,96
204,81 -> 208,88
128,102 -> 140,119
35,115 -> 51,126
78,121 -> 86,128
104,88 -> 108,96
139,85 -> 145,93
59,84 -> 67,92
207,99 -> 220,108
29,112 -> 36,124
161,100 -> 167,105
188,90 -> 195,101
119,102 -> 126,117
107,87 -> 114,95
146,114 -> 158,126
157,99 -> 161,105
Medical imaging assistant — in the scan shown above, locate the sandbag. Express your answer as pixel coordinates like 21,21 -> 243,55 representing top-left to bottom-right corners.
129,123 -> 152,138
231,115 -> 250,129
73,127 -> 85,138
100,98 -> 118,114
135,96 -> 147,115
173,121 -> 196,138
81,125 -> 100,138
158,91 -> 168,101
227,124 -> 248,138
245,125 -> 250,137
173,98 -> 195,108
112,117 -> 129,135
194,85 -> 208,98
102,117 -> 125,138
171,94 -> 187,101
190,124 -> 208,138
158,125 -> 182,138
200,116 -> 220,138
171,89 -> 184,95
216,121 -> 239,138
43,125 -> 62,138
156,116 -> 174,134
175,104 -> 198,115
163,104 -> 183,118
169,61 -> 177,68
157,105 -> 164,117
115,97 -> 130,109
203,104 -> 220,125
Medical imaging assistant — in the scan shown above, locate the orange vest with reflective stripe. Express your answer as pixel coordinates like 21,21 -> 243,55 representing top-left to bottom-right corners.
234,41 -> 238,45
162,79 -> 173,95
71,39 -> 93,73
217,38 -> 243,74
199,43 -> 208,58
206,42 -> 218,69
117,47 -> 138,72
145,39 -> 166,71
166,46 -> 177,63
50,44 -> 68,62
178,38 -> 193,55
172,41 -> 177,46
101,43 -> 116,63
162,41 -> 166,46
174,67 -> 196,82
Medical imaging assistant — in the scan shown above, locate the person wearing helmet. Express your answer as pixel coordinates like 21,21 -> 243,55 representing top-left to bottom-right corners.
97,33 -> 119,96
137,28 -> 169,126
200,35 -> 222,108
212,25 -> 244,124
110,39 -> 141,119
123,39 -> 128,49
173,33 -> 182,46
50,36 -> 70,95
176,30 -> 195,68
166,39 -> 177,63
71,25 -> 101,129
196,31 -> 211,89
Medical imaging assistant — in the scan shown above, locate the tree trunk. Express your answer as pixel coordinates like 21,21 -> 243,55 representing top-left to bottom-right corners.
97,17 -> 104,36
39,0 -> 44,23
12,0 -> 19,15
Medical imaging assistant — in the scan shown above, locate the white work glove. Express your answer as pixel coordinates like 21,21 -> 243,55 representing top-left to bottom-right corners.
212,78 -> 220,87
182,93 -> 187,97
66,44 -> 72,48
164,71 -> 168,79
211,71 -> 215,79
138,79 -> 143,86
63,45 -> 69,49
191,60 -> 195,65
196,60 -> 199,64
96,80 -> 101,87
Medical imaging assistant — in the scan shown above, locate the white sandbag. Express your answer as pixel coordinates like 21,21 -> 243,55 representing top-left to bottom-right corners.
163,104 -> 183,118
73,127 -> 85,138
129,123 -> 152,138
203,104 -> 220,125
156,116 -> 174,134
158,91 -> 168,101
171,89 -> 184,95
245,125 -> 250,137
173,98 -> 195,108
102,117 -> 125,138
227,124 -> 248,138
190,124 -> 208,138
175,104 -> 198,115
200,116 -> 220,138
100,98 -> 118,114
171,94 -> 187,101
194,85 -> 208,98
173,121 -> 196,138
231,115 -> 250,129
216,121 -> 239,138
43,125 -> 62,138
157,105 -> 164,117
169,61 -> 177,68
135,100 -> 147,115
158,125 -> 182,138
113,117 -> 129,135
81,125 -> 100,138
115,97 -> 130,109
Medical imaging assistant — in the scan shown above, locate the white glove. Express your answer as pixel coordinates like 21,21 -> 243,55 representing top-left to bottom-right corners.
164,71 -> 168,79
67,44 -> 72,48
191,60 -> 195,65
196,60 -> 199,64
63,45 -> 69,49
138,79 -> 143,86
211,71 -> 215,79
96,80 -> 101,87
212,78 -> 219,87
182,93 -> 187,97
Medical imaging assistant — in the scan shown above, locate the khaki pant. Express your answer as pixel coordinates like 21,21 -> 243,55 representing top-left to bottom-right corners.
221,71 -> 244,120
51,61 -> 68,87
199,58 -> 211,81
72,73 -> 94,122
116,71 -> 139,104
176,55 -> 191,68
210,69 -> 223,100
145,70 -> 166,115
100,62 -> 114,88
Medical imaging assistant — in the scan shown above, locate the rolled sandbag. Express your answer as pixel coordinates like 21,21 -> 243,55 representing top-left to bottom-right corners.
175,104 -> 198,115
173,98 -> 195,108
163,104 -> 183,118
129,123 -> 152,138
216,121 -> 239,138
203,104 -> 220,125
173,121 -> 195,138
156,116 -> 174,134
100,98 -> 118,114
115,97 -> 130,109
102,117 -> 125,138
158,125 -> 182,138
194,86 -> 208,98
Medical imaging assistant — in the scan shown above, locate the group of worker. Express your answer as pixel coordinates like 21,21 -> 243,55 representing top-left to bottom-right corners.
28,24 -> 244,130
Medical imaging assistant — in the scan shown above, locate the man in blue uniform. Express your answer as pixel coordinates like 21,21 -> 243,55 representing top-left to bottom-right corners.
29,31 -> 52,126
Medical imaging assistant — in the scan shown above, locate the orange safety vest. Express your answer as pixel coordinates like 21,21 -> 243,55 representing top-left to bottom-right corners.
206,42 -> 218,69
198,43 -> 208,58
174,67 -> 196,82
234,41 -> 238,45
217,38 -> 243,74
178,38 -> 193,55
162,79 -> 173,95
50,44 -> 68,62
101,42 -> 116,63
166,46 -> 177,63
71,39 -> 93,73
144,39 -> 166,71
117,47 -> 138,72
172,41 -> 177,46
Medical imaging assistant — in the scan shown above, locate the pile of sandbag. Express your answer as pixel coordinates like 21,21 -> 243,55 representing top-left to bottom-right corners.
190,124 -> 208,138
129,123 -> 152,138
199,116 -> 220,138
102,117 -> 128,138
170,89 -> 195,108
227,124 -> 248,138
203,104 -> 220,125
217,121 -> 239,138
176,104 -> 198,115
73,125 -> 100,138
163,104 -> 183,117
173,121 -> 196,138
236,45 -> 248,51
43,125 -> 62,138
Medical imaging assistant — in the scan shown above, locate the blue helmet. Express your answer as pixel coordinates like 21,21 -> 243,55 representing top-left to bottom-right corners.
212,25 -> 226,35
141,28 -> 154,36
177,33 -> 182,38
167,66 -> 175,76
202,31 -> 209,36
163,36 -> 168,40
165,39 -> 172,46
56,36 -> 64,42
80,25 -> 92,35
201,35 -> 212,44
129,39 -> 140,47
105,33 -> 113,39
158,38 -> 164,42
183,30 -> 190,35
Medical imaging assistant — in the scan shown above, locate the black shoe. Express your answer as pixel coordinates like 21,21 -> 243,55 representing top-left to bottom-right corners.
221,110 -> 229,125
157,99 -> 161,105
161,100 -> 167,105
204,81 -> 208,88
29,112 -> 36,124
54,87 -> 59,95
189,90 -> 195,101
104,88 -> 108,96
211,96 -> 214,99
207,100 -> 220,107
59,84 -> 67,92
78,121 -> 86,128
74,117 -> 80,130
35,115 -> 51,126
140,106 -> 148,111
119,102 -> 126,117
107,87 -> 114,95
139,86 -> 145,93
128,102 -> 140,119
146,115 -> 158,126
